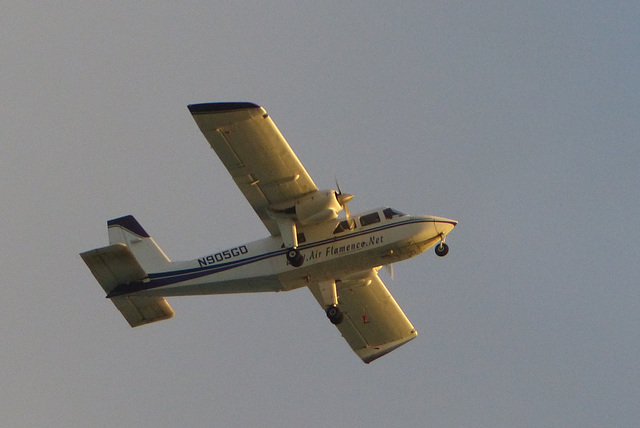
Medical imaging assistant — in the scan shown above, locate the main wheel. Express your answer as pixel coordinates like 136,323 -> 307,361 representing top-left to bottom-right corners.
286,248 -> 304,267
326,305 -> 343,325
435,242 -> 449,257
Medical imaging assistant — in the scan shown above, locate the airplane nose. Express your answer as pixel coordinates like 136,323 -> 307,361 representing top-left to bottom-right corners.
430,216 -> 458,236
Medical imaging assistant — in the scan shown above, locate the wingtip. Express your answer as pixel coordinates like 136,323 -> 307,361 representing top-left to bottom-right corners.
357,333 -> 418,364
187,102 -> 261,114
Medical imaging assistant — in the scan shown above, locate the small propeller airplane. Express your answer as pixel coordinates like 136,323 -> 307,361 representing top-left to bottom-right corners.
80,102 -> 457,363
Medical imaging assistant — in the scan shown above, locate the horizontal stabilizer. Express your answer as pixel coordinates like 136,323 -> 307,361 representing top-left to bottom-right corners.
80,244 -> 147,293
111,296 -> 174,327
80,244 -> 174,327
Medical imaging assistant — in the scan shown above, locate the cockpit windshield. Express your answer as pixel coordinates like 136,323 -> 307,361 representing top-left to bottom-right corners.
383,208 -> 406,219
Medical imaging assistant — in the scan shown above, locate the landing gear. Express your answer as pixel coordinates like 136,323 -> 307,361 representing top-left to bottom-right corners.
435,242 -> 449,257
318,280 -> 342,324
286,248 -> 304,267
274,218 -> 304,267
326,305 -> 343,325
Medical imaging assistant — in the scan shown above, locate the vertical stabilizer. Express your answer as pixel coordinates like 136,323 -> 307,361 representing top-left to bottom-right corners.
107,215 -> 170,272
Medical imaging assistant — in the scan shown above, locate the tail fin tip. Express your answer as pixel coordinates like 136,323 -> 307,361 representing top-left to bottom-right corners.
107,215 -> 150,238
107,215 -> 171,270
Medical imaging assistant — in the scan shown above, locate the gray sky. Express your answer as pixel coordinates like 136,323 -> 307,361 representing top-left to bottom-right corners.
2,2 -> 639,427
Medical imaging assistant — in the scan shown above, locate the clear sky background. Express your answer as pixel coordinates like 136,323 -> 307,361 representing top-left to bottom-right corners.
1,2 -> 639,427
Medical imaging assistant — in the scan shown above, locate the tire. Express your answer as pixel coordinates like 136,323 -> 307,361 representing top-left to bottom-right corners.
286,248 -> 304,267
435,242 -> 449,257
326,305 -> 343,325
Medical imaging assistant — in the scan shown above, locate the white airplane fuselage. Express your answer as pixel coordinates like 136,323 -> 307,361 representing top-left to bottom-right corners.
81,102 -> 460,362
114,208 -> 456,298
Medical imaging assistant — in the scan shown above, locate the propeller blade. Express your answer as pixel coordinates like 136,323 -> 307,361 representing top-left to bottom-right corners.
334,178 -> 355,228
385,264 -> 395,280
334,178 -> 353,204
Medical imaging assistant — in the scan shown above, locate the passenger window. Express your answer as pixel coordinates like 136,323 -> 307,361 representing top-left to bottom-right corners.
359,212 -> 381,227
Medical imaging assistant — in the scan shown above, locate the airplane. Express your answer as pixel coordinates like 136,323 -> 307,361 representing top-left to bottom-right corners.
80,102 -> 457,364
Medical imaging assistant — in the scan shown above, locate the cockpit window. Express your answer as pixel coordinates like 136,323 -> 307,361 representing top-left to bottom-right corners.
383,208 -> 406,219
333,220 -> 355,234
359,212 -> 381,227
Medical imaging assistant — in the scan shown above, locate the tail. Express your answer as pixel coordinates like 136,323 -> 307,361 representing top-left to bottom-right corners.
80,215 -> 174,327
107,215 -> 171,272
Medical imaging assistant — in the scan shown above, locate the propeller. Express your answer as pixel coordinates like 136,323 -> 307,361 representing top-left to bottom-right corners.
335,179 -> 354,228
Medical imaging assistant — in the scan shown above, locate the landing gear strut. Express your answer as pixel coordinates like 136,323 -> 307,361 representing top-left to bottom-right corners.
286,248 -> 304,267
326,305 -> 343,325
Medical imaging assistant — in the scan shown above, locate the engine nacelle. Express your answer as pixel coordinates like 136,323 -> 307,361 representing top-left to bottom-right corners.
269,189 -> 347,226
295,190 -> 342,225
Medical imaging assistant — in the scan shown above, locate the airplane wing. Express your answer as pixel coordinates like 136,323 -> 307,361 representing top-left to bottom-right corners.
188,103 -> 318,236
308,269 -> 418,363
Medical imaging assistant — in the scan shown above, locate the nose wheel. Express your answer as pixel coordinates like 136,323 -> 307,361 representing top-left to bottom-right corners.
435,235 -> 449,257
